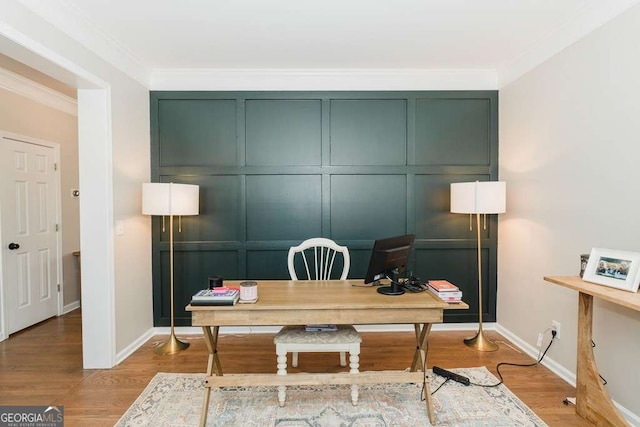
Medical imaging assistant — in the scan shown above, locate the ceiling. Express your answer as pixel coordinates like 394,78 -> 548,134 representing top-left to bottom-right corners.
11,0 -> 640,87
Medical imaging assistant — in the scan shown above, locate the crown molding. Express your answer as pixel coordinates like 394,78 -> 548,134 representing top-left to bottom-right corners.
0,67 -> 77,115
150,68 -> 498,91
16,0 -> 150,87
498,0 -> 640,88
18,0 -> 640,91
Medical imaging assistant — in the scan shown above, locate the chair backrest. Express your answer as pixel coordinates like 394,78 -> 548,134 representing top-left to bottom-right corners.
287,238 -> 350,280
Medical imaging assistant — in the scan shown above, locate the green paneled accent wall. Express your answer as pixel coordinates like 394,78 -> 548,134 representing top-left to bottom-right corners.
158,99 -> 237,166
150,91 -> 499,326
246,100 -> 322,166
415,98 -> 491,165
246,175 -> 322,240
330,100 -> 407,165
330,175 -> 407,240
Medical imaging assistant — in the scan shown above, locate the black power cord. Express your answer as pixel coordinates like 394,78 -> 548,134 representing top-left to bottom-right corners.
405,283 -> 558,396
592,339 -> 607,385
470,329 -> 557,388
398,273 -> 428,293
429,329 -> 558,395
381,272 -> 427,293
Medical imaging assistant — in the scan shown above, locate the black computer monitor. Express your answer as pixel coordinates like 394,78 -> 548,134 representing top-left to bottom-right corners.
364,234 -> 415,296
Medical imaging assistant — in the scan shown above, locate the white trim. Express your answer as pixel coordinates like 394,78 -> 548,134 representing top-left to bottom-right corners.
150,68 -> 498,91
494,323 -> 575,385
115,327 -> 155,365
498,0 -> 640,88
495,323 -> 640,426
78,88 -> 117,369
12,0 -> 640,93
0,21 -> 110,90
54,142 -> 63,317
0,67 -> 77,116
1,6 -> 117,370
617,401 -> 640,426
63,300 -> 80,314
14,0 -> 149,87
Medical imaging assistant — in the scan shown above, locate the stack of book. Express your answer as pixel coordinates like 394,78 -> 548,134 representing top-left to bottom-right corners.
190,287 -> 240,306
427,280 -> 462,303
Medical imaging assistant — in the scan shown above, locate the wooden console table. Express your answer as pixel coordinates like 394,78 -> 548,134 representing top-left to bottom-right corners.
544,276 -> 640,426
187,279 -> 467,427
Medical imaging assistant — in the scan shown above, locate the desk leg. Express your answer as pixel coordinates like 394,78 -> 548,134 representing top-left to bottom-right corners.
199,326 -> 222,427
411,323 -> 431,372
576,293 -> 629,426
411,323 -> 435,425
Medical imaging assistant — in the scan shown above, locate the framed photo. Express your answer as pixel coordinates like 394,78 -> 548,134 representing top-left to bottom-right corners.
583,248 -> 640,292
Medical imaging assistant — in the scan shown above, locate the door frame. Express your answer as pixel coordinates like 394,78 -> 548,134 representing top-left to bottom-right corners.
2,12 -> 120,367
0,131 -> 63,340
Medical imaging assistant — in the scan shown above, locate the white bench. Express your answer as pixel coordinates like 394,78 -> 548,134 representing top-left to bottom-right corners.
274,324 -> 361,406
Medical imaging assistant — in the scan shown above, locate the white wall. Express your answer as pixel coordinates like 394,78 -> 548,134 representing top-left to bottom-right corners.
1,0 -> 152,365
499,3 -> 640,418
110,80 -> 153,352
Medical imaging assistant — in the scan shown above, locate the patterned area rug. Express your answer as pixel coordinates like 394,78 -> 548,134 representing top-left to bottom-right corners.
116,367 -> 547,426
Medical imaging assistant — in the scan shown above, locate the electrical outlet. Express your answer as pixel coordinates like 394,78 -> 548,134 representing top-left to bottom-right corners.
536,333 -> 544,347
552,320 -> 561,339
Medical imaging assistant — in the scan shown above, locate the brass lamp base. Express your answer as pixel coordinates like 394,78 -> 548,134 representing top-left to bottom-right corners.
464,329 -> 498,352
154,332 -> 190,355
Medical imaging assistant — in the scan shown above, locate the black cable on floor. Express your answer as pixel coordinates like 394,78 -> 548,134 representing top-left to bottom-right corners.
428,330 -> 558,395
471,330 -> 557,388
430,377 -> 451,395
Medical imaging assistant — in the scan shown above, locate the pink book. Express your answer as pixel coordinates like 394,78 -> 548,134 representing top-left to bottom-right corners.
427,280 -> 459,292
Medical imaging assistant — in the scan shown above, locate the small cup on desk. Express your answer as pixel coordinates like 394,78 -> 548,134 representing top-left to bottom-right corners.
239,281 -> 258,303
208,276 -> 224,289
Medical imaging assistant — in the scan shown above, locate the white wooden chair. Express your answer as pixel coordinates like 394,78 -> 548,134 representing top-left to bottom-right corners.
274,237 -> 361,406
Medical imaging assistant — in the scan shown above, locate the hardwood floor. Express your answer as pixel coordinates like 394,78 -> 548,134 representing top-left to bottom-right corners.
0,309 -> 589,426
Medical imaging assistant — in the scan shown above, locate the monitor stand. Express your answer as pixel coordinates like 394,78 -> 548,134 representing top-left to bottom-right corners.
377,269 -> 405,296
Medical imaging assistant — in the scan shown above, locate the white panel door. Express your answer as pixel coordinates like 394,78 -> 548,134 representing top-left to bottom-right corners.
1,136 -> 59,335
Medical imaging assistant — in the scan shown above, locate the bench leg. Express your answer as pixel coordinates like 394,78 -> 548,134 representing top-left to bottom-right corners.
276,346 -> 288,407
339,351 -> 346,367
349,347 -> 360,406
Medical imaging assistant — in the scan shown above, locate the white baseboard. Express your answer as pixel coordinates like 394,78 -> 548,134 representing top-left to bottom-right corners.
494,323 -> 576,386
495,323 -> 640,426
63,300 -> 81,314
618,407 -> 640,427
116,327 -> 155,365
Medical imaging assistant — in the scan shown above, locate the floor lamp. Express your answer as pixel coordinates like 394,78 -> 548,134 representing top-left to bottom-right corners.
450,181 -> 506,352
143,182 -> 199,355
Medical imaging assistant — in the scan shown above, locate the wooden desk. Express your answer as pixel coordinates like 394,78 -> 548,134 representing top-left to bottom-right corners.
187,279 -> 468,427
544,276 -> 640,426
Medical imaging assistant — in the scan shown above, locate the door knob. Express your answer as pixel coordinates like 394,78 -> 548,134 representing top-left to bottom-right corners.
8,242 -> 20,250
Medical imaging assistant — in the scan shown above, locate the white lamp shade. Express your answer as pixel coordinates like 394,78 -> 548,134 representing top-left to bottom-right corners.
142,182 -> 199,216
450,181 -> 506,214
